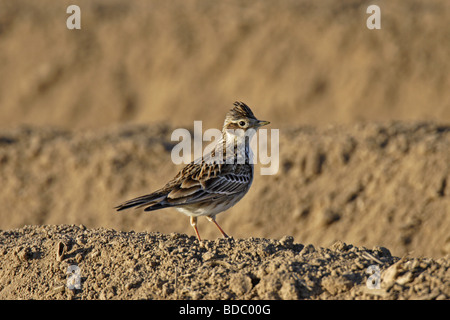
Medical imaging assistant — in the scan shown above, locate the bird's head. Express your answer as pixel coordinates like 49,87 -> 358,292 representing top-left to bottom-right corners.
223,101 -> 270,135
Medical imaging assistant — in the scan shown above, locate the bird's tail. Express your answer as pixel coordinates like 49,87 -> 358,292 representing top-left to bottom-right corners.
115,191 -> 168,212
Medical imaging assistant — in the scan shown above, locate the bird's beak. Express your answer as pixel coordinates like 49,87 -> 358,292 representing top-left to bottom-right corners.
257,120 -> 270,127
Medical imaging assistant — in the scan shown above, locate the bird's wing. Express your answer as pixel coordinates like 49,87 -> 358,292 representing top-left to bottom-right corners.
202,164 -> 253,195
116,161 -> 252,211
164,162 -> 252,205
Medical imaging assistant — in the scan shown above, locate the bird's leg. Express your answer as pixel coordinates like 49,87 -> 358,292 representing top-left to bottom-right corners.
190,216 -> 201,241
206,216 -> 229,238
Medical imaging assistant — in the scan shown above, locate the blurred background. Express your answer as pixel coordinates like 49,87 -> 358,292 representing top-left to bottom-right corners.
0,0 -> 449,257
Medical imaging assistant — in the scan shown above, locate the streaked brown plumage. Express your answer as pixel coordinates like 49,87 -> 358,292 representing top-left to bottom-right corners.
115,101 -> 269,240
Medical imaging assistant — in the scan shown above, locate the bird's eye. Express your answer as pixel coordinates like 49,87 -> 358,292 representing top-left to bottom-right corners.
238,121 -> 247,127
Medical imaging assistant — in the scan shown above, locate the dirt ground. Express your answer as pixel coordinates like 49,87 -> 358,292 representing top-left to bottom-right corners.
0,224 -> 449,300
0,0 -> 449,300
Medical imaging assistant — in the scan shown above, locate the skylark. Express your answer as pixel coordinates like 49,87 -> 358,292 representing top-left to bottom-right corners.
115,101 -> 270,240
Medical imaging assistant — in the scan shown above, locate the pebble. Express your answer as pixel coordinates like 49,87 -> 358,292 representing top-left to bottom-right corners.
279,235 -> 294,247
202,251 -> 215,261
300,244 -> 315,255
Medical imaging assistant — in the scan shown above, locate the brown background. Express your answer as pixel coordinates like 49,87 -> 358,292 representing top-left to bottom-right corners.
1,0 -> 449,258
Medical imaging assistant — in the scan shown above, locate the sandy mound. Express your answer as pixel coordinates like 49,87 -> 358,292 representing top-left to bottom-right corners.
0,225 -> 448,300
1,122 -> 449,259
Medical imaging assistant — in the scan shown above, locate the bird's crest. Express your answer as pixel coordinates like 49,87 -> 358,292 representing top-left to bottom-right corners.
225,101 -> 257,123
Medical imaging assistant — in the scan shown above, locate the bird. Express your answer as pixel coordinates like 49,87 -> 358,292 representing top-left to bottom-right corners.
115,101 -> 270,240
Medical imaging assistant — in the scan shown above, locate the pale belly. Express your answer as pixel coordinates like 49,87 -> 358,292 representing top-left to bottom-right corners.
175,193 -> 247,218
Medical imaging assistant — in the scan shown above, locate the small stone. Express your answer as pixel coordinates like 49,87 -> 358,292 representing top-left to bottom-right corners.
331,240 -> 349,251
279,235 -> 294,247
354,259 -> 365,270
229,273 -> 252,296
162,283 -> 174,296
396,272 -> 413,285
52,285 -> 66,294
190,291 -> 203,300
321,274 -> 354,295
90,250 -> 100,258
202,251 -> 215,261
19,247 -> 32,261
300,244 -> 315,255
373,246 -> 392,258
382,259 -> 403,287
76,236 -> 86,246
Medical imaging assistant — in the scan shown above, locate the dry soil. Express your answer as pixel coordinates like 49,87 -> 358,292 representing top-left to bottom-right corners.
0,224 -> 449,300
0,0 -> 449,300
